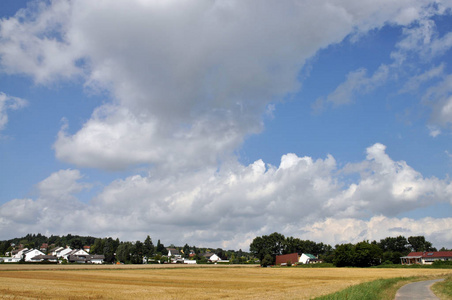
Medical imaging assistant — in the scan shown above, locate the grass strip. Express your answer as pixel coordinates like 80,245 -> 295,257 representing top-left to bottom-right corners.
312,276 -> 423,300
431,276 -> 452,300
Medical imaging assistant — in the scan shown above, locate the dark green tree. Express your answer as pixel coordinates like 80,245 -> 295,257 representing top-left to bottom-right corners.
333,243 -> 354,267
116,242 -> 133,263
378,236 -> 410,254
261,254 -> 274,267
183,244 -> 190,259
250,232 -> 285,265
353,241 -> 382,267
156,239 -> 167,255
144,235 -> 154,258
408,236 -> 435,252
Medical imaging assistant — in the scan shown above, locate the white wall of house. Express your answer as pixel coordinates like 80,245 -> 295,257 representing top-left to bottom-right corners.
90,258 -> 104,264
24,249 -> 45,262
184,259 -> 197,264
12,248 -> 29,259
209,254 -> 221,262
58,248 -> 73,258
73,249 -> 89,256
299,253 -> 316,264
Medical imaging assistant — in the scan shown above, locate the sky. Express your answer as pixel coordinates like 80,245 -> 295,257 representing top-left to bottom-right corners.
1,0 -> 452,251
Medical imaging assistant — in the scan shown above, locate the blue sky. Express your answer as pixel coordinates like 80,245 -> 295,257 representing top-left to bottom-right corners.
1,0 -> 452,250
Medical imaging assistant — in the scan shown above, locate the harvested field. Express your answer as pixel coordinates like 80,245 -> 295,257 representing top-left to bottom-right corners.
0,264 -> 451,299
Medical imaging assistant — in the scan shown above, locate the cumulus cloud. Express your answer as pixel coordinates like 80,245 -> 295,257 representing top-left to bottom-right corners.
1,1 -> 452,249
1,0 -> 448,170
0,92 -> 27,132
2,144 -> 452,249
301,216 -> 452,247
0,169 -> 90,237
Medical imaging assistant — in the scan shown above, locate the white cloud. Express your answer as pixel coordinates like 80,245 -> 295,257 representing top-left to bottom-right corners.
321,65 -> 390,107
1,0 -> 449,170
2,144 -> 452,248
428,125 -> 441,137
0,169 -> 90,237
0,92 -> 27,132
1,1 -> 452,248
301,216 -> 452,247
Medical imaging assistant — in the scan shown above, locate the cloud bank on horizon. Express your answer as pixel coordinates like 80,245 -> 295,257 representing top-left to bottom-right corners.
1,0 -> 452,250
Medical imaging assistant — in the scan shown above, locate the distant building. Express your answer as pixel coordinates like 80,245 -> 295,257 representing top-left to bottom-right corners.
275,253 -> 320,265
401,251 -> 452,265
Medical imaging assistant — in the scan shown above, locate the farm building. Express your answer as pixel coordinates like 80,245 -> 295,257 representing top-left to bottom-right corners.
400,251 -> 452,265
275,253 -> 299,266
275,253 -> 320,265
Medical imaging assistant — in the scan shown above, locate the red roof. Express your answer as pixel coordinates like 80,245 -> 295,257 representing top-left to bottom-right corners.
275,253 -> 299,265
407,251 -> 452,258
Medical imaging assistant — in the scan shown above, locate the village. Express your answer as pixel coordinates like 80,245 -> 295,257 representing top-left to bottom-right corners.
0,243 -> 233,265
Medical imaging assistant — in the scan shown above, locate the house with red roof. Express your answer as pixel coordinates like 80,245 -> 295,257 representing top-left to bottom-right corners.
400,251 -> 452,265
275,253 -> 319,266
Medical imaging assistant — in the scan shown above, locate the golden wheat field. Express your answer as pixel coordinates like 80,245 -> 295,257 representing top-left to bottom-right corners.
0,264 -> 451,299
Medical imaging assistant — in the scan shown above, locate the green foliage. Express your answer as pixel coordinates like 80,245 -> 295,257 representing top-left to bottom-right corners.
378,236 -> 410,253
144,236 -> 154,258
261,254 -> 274,267
250,232 -> 331,266
156,239 -> 167,255
333,244 -> 354,267
353,241 -> 382,267
333,241 -> 382,267
116,242 -> 132,263
296,262 -> 335,268
432,260 -> 452,267
183,243 -> 190,259
408,236 -> 435,252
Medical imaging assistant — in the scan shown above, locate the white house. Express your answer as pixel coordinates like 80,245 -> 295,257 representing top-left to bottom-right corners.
299,253 -> 319,264
401,251 -> 452,265
202,253 -> 223,262
50,247 -> 65,256
30,255 -> 58,263
167,248 -> 181,258
56,247 -> 73,258
183,259 -> 197,264
23,249 -> 45,262
89,255 -> 105,264
12,248 -> 29,259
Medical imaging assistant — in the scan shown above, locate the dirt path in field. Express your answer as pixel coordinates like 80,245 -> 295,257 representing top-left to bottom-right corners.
394,278 -> 444,300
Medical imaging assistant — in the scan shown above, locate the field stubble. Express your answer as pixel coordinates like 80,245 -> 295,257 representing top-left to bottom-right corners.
0,264 -> 451,299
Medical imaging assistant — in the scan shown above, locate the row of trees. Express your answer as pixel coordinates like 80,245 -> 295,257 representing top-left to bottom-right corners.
249,232 -> 333,266
250,233 -> 445,267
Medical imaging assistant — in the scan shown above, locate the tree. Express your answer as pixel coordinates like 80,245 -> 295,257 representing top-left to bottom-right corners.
333,244 -> 354,267
183,244 -> 190,259
70,238 -> 83,249
250,232 -> 285,265
143,236 -> 154,258
156,239 -> 167,255
261,254 -> 274,267
131,241 -> 144,264
116,242 -> 133,263
408,236 -> 435,252
103,238 -> 117,263
353,241 -> 382,267
378,236 -> 410,254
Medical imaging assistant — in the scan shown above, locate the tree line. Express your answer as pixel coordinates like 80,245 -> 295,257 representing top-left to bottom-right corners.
1,233 -> 449,266
250,233 -> 449,267
0,233 -> 254,264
